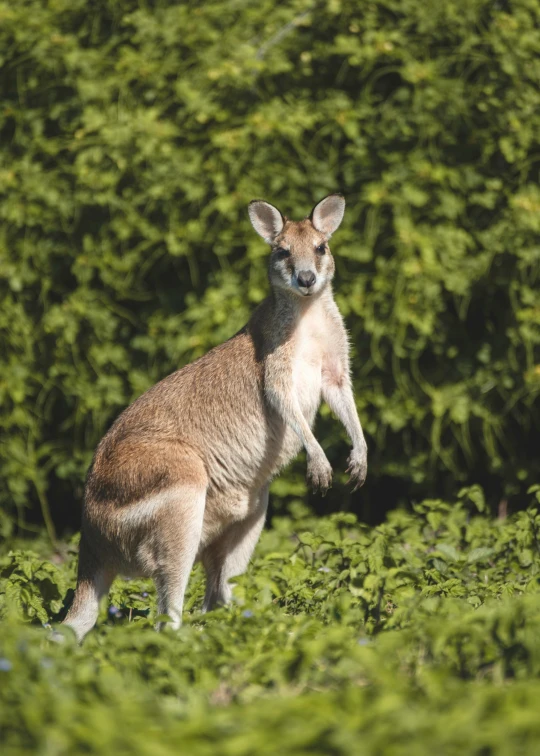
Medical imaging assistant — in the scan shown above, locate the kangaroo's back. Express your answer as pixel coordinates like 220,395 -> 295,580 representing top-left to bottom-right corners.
85,299 -> 288,515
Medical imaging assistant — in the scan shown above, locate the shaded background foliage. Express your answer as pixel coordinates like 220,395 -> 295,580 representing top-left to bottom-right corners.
1,0 -> 539,538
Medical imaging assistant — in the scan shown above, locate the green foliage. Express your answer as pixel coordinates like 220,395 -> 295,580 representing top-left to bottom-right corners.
1,489 -> 540,753
0,550 -> 70,623
1,0 -> 540,530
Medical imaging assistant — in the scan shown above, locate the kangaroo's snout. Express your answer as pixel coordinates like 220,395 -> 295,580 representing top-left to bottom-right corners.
297,270 -> 316,291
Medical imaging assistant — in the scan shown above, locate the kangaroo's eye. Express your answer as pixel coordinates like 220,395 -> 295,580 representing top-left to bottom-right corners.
275,247 -> 290,259
316,243 -> 326,255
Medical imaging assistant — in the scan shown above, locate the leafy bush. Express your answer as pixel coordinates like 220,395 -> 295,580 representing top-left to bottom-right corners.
1,0 -> 540,533
1,488 -> 540,753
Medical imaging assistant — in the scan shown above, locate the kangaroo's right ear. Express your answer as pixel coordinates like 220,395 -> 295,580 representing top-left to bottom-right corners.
248,200 -> 285,244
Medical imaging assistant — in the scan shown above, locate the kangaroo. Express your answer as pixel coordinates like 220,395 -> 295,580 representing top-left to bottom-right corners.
63,194 -> 368,641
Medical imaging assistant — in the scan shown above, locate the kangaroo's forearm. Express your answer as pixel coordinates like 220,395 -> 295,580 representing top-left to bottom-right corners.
322,380 -> 367,452
265,384 -> 320,454
263,345 -> 324,456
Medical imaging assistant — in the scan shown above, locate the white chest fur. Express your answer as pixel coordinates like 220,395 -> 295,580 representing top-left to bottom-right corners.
292,302 -> 331,419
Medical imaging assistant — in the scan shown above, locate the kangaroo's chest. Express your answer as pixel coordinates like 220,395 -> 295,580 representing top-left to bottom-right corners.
292,308 -> 330,418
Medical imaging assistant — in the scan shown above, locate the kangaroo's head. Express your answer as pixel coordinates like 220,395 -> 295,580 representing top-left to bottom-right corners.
248,194 -> 345,299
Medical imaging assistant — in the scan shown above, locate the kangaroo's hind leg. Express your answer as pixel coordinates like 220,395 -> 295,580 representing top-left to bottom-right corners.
151,471 -> 208,631
63,535 -> 116,643
202,485 -> 269,612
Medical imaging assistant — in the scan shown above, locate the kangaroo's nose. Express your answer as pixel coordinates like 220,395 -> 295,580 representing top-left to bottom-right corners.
297,270 -> 316,289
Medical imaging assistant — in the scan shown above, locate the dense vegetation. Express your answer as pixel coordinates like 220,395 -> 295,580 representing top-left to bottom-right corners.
2,487 -> 540,753
1,0 -> 539,537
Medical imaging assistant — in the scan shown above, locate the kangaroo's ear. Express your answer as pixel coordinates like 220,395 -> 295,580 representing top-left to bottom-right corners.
248,200 -> 285,244
310,194 -> 345,237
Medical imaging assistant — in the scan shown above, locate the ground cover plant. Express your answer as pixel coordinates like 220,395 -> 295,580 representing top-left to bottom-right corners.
1,485 -> 540,754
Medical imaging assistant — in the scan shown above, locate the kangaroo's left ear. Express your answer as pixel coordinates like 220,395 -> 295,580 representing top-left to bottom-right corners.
310,194 -> 345,237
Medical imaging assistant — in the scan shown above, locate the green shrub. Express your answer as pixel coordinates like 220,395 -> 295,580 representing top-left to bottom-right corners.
1,0 -> 539,532
1,488 -> 540,753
